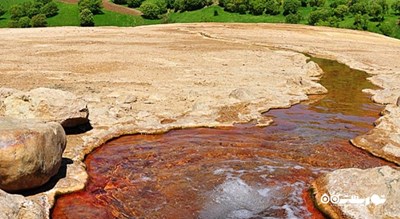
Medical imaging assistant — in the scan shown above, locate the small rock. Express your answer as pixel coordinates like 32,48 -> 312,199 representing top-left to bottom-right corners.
0,118 -> 66,191
229,88 -> 253,101
3,88 -> 89,128
396,96 -> 400,107
116,95 -> 137,105
0,189 -> 45,219
312,166 -> 400,219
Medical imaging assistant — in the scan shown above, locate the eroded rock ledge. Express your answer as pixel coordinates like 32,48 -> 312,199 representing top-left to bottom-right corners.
0,24 -> 399,218
312,166 -> 400,219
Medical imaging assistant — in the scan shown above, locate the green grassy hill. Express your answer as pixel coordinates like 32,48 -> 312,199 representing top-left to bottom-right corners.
0,0 -> 399,39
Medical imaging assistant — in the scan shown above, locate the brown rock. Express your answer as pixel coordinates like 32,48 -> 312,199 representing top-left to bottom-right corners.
0,118 -> 66,191
312,166 -> 400,219
397,96 -> 400,107
0,189 -> 45,219
3,88 -> 89,128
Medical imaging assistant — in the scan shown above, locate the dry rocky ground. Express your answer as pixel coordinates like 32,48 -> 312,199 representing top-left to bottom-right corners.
0,23 -> 399,218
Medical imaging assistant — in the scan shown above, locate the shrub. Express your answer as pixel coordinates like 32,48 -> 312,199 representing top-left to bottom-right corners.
368,2 -> 384,21
35,0 -> 52,5
308,8 -> 331,25
0,4 -> 6,18
41,2 -> 59,17
349,1 -> 368,15
308,0 -> 325,8
31,13 -> 47,27
78,0 -> 103,14
174,0 -> 212,11
300,0 -> 307,7
112,0 -> 127,4
265,0 -> 280,15
18,16 -> 31,28
10,5 -> 25,20
8,20 -> 20,28
329,0 -> 346,8
249,0 -> 266,15
376,0 -> 388,14
223,0 -> 248,14
214,9 -> 219,16
285,12 -> 302,23
334,4 -> 348,19
27,5 -> 40,18
353,13 -> 369,30
379,22 -> 393,36
283,0 -> 301,15
127,0 -> 145,8
140,1 -> 162,19
79,8 -> 94,26
392,0 -> 400,15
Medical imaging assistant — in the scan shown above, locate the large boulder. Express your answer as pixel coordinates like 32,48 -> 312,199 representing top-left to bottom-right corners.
312,166 -> 400,219
0,189 -> 45,219
0,118 -> 66,191
3,88 -> 89,128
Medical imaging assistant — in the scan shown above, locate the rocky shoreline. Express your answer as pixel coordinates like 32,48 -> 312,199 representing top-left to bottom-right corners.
0,24 -> 399,218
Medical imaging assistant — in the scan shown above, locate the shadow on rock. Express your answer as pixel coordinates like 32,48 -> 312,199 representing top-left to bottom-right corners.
13,158 -> 73,196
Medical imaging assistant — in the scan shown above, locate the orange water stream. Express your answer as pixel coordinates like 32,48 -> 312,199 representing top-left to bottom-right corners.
52,58 -> 394,219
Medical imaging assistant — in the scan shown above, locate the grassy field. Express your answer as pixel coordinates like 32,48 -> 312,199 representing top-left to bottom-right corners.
0,0 -> 399,39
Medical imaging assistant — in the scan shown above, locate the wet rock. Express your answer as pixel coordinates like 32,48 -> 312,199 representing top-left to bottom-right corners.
0,189 -> 45,219
0,118 -> 66,191
312,166 -> 400,219
3,88 -> 89,128
352,105 -> 400,165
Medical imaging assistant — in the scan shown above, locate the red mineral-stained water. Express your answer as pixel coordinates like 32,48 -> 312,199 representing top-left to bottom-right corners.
52,58 -> 395,219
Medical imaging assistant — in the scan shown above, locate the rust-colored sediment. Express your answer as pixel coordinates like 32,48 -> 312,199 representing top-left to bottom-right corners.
52,58 -> 395,217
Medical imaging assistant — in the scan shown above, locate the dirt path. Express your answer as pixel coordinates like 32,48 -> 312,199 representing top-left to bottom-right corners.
57,0 -> 142,16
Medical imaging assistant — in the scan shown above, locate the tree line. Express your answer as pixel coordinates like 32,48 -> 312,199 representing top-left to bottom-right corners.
111,0 -> 400,36
0,0 -> 58,28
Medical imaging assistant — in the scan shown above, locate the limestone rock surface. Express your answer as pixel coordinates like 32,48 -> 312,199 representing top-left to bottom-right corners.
0,118 -> 66,191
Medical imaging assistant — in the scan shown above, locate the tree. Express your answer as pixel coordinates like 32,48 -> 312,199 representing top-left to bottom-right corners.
300,0 -> 307,7
265,0 -> 280,15
0,4 -> 6,18
329,0 -> 346,8
78,0 -> 103,14
308,8 -> 331,25
10,5 -> 25,20
112,0 -> 127,4
140,1 -> 162,19
41,1 -> 59,17
376,0 -> 388,14
392,0 -> 400,15
283,0 -> 301,15
334,4 -> 348,20
31,13 -> 47,27
79,8 -> 94,26
309,0 -> 325,8
18,16 -> 31,28
379,22 -> 393,36
353,13 -> 369,30
223,0 -> 248,14
285,12 -> 302,23
174,0 -> 211,11
368,2 -> 384,21
249,0 -> 266,15
127,0 -> 145,8
349,1 -> 368,15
